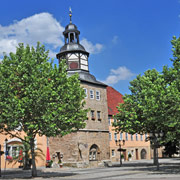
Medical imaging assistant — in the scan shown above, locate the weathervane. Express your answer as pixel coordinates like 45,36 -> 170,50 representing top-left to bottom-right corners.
69,7 -> 72,23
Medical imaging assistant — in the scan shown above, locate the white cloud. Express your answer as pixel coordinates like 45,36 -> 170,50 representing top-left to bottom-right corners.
80,38 -> 103,54
102,66 -> 135,85
0,12 -> 104,58
0,12 -> 64,57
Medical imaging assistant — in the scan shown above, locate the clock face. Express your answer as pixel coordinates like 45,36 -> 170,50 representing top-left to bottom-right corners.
69,62 -> 78,69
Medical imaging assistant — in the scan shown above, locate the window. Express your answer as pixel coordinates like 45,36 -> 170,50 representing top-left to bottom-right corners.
92,151 -> 96,160
120,133 -> 123,140
12,146 -> 18,157
90,90 -> 94,99
125,133 -> 128,141
91,110 -> 95,120
131,134 -> 134,141
108,116 -> 111,126
89,151 -> 93,160
112,149 -> 115,157
109,133 -> 112,141
89,151 -> 96,161
97,111 -> 101,120
136,133 -> 138,141
7,145 -> 20,158
145,133 -> 148,140
96,90 -> 100,100
114,132 -> 117,141
140,135 -> 143,141
83,88 -> 88,98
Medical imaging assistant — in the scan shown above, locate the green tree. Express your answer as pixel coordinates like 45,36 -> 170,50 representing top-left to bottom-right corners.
0,43 -> 87,177
162,36 -> 180,142
114,69 -> 168,165
163,141 -> 179,158
114,36 -> 180,168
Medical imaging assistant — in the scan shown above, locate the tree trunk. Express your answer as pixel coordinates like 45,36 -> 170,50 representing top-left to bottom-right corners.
30,138 -> 37,177
153,146 -> 157,165
23,150 -> 29,170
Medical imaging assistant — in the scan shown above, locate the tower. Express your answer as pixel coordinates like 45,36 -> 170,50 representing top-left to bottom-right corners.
50,9 -> 110,167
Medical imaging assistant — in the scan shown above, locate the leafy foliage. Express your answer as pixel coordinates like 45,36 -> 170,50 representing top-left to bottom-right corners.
114,36 -> 180,144
0,42 -> 87,176
163,141 -> 179,158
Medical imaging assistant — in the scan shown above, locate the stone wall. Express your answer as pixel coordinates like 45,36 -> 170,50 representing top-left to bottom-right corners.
48,82 -> 110,167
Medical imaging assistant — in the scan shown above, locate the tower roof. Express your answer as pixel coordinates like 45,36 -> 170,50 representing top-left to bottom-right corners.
56,9 -> 89,59
63,23 -> 80,34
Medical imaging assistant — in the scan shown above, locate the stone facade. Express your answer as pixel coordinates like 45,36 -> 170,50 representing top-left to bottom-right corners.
49,82 -> 110,167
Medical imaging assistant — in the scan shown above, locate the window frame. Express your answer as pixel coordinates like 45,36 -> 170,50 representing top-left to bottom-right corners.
108,116 -> 111,126
96,90 -> 100,100
89,89 -> 94,99
91,110 -> 95,120
140,134 -> 143,141
125,133 -> 128,141
112,149 -> 115,157
97,111 -> 101,120
120,133 -> 123,140
109,133 -> 112,141
83,88 -> 88,98
136,133 -> 138,141
131,134 -> 134,141
114,132 -> 117,141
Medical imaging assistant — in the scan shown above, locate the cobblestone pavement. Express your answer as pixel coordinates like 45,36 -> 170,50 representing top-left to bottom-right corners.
1,158 -> 180,180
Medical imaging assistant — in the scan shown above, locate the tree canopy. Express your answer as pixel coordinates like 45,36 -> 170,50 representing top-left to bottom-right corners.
0,42 -> 88,176
114,36 -> 180,143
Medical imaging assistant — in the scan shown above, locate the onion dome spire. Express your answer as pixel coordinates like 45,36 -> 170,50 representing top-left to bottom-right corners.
69,7 -> 72,23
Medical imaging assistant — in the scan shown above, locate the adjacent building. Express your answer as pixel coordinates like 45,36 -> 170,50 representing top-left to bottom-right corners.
107,86 -> 151,162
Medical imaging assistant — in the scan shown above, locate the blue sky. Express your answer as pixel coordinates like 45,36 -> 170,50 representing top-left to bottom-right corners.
0,0 -> 180,95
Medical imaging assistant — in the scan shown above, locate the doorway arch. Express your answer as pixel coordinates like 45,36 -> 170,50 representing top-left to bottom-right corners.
89,144 -> 100,161
140,149 -> 147,159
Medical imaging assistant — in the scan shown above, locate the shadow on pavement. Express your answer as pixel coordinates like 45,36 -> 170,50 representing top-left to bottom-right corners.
0,169 -> 77,179
111,158 -> 180,175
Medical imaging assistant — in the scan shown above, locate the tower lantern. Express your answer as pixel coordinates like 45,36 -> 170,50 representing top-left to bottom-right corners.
56,9 -> 89,72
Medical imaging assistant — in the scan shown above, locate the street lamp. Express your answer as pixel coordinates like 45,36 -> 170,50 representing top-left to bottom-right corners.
5,138 -> 8,156
115,139 -> 125,167
149,132 -> 163,170
4,138 -> 8,171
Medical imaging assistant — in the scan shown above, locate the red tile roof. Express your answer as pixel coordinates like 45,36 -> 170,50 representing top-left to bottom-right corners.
106,86 -> 124,115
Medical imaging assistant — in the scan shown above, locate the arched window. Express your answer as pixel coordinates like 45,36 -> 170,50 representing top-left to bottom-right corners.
4,139 -> 22,160
89,144 -> 100,161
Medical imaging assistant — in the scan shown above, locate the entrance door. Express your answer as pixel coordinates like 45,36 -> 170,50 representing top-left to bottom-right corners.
135,149 -> 139,160
140,149 -> 147,159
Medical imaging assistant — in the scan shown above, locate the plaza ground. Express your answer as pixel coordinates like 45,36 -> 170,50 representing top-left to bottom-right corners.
1,158 -> 180,179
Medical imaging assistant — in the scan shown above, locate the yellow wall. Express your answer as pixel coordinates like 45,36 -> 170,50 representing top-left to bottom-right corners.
109,116 -> 151,162
0,133 -> 47,169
